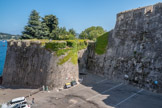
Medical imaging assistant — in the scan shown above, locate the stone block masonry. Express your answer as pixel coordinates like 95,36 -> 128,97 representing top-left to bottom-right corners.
86,3 -> 162,92
2,40 -> 79,89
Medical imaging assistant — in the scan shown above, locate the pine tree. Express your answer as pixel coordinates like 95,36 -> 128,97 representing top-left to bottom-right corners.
69,28 -> 76,36
39,22 -> 49,39
42,15 -> 58,39
21,10 -> 42,39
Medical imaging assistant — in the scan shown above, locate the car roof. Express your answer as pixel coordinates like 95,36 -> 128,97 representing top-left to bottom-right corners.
11,97 -> 25,102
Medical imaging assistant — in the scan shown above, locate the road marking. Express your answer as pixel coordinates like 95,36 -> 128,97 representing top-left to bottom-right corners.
96,79 -> 107,84
113,89 -> 144,107
87,83 -> 123,100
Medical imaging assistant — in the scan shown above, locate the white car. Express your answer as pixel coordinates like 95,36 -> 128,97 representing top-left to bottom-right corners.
12,102 -> 31,108
8,97 -> 27,107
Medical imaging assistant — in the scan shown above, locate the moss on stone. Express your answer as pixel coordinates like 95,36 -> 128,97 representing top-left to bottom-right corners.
95,32 -> 108,55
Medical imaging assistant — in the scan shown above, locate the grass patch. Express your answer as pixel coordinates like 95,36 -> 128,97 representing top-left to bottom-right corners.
58,51 -> 73,65
56,48 -> 71,56
70,49 -> 78,64
95,32 -> 108,55
44,40 -> 88,65
58,48 -> 78,65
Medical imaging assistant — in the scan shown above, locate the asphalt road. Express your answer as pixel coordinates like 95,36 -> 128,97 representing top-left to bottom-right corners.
1,73 -> 162,108
78,73 -> 162,108
29,73 -> 162,108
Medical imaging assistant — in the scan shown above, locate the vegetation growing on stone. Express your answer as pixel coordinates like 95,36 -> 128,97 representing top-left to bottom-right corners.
58,48 -> 78,65
42,39 -> 88,65
95,32 -> 108,55
45,42 -> 66,51
56,48 -> 71,56
19,39 -> 87,65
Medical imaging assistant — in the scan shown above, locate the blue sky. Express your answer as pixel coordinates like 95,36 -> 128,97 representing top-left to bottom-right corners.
0,0 -> 161,35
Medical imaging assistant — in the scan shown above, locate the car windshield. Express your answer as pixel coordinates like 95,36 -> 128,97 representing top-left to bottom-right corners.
10,99 -> 25,104
13,104 -> 20,108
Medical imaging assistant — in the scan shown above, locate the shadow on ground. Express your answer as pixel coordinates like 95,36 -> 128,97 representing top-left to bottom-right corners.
79,72 -> 162,108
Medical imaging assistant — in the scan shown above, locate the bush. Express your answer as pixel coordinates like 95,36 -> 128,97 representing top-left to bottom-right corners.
77,40 -> 88,50
67,40 -> 77,48
45,41 -> 66,51
56,48 -> 71,56
42,39 -> 88,65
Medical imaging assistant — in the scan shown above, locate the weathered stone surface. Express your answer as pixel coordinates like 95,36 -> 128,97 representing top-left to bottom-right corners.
86,3 -> 162,92
2,40 -> 78,89
78,49 -> 88,73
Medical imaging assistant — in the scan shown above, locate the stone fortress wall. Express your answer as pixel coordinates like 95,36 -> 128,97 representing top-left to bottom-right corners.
2,40 -> 79,89
86,3 -> 162,92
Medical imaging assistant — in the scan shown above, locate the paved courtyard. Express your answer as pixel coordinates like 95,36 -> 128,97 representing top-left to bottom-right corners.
0,73 -> 162,108
27,73 -> 162,108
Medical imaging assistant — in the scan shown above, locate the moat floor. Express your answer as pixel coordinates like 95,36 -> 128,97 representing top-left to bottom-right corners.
1,73 -> 162,108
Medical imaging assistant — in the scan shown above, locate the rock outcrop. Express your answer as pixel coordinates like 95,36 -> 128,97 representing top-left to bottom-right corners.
2,40 -> 79,89
86,3 -> 162,92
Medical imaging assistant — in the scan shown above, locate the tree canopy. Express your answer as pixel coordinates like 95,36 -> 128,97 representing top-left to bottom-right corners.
79,26 -> 106,40
42,15 -> 58,33
21,10 -> 42,39
21,10 -> 76,40
57,27 -> 76,40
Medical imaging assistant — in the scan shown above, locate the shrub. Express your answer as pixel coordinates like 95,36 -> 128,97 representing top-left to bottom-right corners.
42,39 -> 88,65
67,40 -> 77,48
45,41 -> 66,51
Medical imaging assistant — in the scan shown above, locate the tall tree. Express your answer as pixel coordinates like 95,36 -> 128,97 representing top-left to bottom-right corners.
79,26 -> 106,40
39,22 -> 49,39
42,15 -> 58,39
42,15 -> 58,33
69,28 -> 76,36
21,10 -> 42,39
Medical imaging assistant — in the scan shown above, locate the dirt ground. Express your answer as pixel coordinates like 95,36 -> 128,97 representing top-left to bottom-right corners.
0,87 -> 39,104
1,73 -> 162,108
